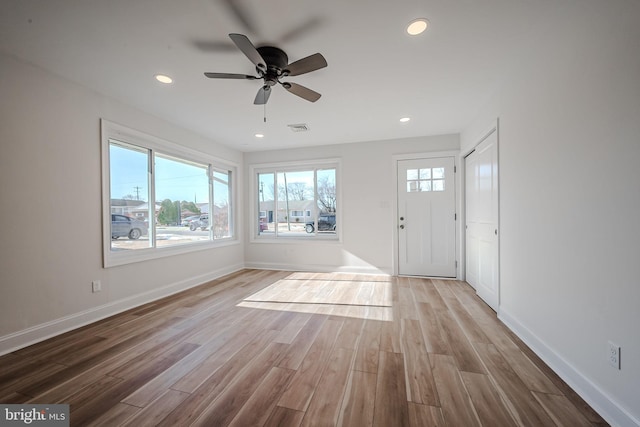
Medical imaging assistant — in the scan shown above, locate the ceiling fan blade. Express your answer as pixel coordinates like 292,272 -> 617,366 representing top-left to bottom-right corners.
284,53 -> 328,76
220,0 -> 259,36
278,16 -> 323,44
254,86 -> 271,105
204,72 -> 257,79
193,40 -> 238,52
282,82 -> 321,102
229,33 -> 266,72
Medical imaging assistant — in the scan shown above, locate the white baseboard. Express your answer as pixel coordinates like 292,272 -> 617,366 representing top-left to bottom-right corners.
499,308 -> 640,427
0,263 -> 244,356
243,261 -> 391,276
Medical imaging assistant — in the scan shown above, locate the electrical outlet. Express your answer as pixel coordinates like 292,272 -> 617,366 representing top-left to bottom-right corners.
92,280 -> 101,293
608,341 -> 620,369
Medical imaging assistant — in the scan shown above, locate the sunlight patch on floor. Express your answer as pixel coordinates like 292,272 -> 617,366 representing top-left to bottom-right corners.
238,272 -> 394,321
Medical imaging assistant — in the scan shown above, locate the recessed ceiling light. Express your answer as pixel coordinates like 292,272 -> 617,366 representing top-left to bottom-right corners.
407,19 -> 429,36
400,117 -> 411,123
255,133 -> 264,138
154,74 -> 173,84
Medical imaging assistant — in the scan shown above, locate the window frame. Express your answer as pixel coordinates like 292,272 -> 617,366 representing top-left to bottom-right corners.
101,120 -> 238,267
250,159 -> 341,242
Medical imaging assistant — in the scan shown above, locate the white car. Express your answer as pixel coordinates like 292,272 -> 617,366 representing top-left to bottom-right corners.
182,215 -> 200,227
189,214 -> 209,231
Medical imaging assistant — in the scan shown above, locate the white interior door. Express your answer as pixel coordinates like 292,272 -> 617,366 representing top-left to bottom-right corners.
397,157 -> 456,277
465,129 -> 499,310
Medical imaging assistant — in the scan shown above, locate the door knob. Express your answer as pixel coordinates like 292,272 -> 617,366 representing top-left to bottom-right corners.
400,217 -> 404,221
400,225 -> 405,229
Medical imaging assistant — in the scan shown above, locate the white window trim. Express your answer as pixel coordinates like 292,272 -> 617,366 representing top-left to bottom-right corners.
249,158 -> 341,243
101,119 -> 239,267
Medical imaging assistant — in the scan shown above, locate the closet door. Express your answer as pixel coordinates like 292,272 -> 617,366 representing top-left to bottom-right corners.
465,129 -> 499,311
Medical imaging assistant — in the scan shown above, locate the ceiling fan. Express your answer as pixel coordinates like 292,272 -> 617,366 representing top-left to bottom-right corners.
193,1 -> 323,54
204,33 -> 328,104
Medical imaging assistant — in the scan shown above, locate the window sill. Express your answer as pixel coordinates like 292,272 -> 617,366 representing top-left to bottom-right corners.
249,235 -> 341,244
104,238 -> 239,268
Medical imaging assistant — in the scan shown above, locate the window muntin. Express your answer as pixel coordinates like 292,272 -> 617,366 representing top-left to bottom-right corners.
102,121 -> 236,266
255,164 -> 338,238
406,167 -> 445,192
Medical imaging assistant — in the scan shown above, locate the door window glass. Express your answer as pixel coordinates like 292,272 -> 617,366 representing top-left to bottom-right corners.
406,167 -> 445,192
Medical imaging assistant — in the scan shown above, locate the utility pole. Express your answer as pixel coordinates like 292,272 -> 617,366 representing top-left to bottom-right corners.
133,186 -> 142,200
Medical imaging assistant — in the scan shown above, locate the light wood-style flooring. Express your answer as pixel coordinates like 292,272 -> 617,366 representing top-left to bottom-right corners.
0,269 -> 608,426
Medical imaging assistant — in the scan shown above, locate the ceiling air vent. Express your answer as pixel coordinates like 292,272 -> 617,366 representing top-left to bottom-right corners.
287,123 -> 310,132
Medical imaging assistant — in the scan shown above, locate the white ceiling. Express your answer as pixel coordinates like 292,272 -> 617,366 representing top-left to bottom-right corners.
1,0 -> 547,152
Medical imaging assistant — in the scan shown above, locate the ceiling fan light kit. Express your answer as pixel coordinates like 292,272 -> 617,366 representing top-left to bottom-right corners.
204,33 -> 327,105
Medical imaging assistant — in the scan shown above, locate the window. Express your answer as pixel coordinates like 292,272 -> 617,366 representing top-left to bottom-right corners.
254,160 -> 339,238
406,167 -> 445,192
102,120 -> 236,266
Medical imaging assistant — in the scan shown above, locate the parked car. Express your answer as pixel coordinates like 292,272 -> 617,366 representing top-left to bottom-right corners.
182,215 -> 200,227
305,214 -> 336,233
111,214 -> 148,240
189,214 -> 209,231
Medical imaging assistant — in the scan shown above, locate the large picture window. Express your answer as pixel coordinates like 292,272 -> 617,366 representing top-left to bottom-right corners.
254,161 -> 339,239
102,120 -> 236,266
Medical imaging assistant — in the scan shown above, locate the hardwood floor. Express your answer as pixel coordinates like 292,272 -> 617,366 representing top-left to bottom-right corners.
0,269 -> 608,426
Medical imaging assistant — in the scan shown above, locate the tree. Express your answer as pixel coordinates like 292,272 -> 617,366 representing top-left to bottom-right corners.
287,182 -> 309,201
265,182 -> 275,201
157,199 -> 179,225
181,201 -> 201,215
212,202 -> 230,238
317,175 -> 336,212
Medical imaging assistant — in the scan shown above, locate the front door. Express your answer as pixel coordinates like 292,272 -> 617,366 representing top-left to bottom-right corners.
397,157 -> 456,277
465,129 -> 499,311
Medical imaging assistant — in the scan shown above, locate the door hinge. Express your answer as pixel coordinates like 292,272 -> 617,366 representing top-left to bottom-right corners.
455,260 -> 458,268
454,213 -> 457,221
454,165 -> 457,173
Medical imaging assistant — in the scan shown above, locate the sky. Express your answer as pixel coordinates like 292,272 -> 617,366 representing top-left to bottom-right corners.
257,169 -> 335,201
110,142 -> 333,209
109,143 -> 226,204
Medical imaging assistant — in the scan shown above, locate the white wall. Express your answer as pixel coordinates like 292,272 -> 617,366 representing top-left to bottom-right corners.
0,55 -> 244,353
461,1 -> 640,425
2,1 -> 637,423
244,135 -> 459,274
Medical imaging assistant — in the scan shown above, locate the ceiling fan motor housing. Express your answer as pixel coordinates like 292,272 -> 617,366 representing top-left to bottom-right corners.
257,46 -> 289,77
